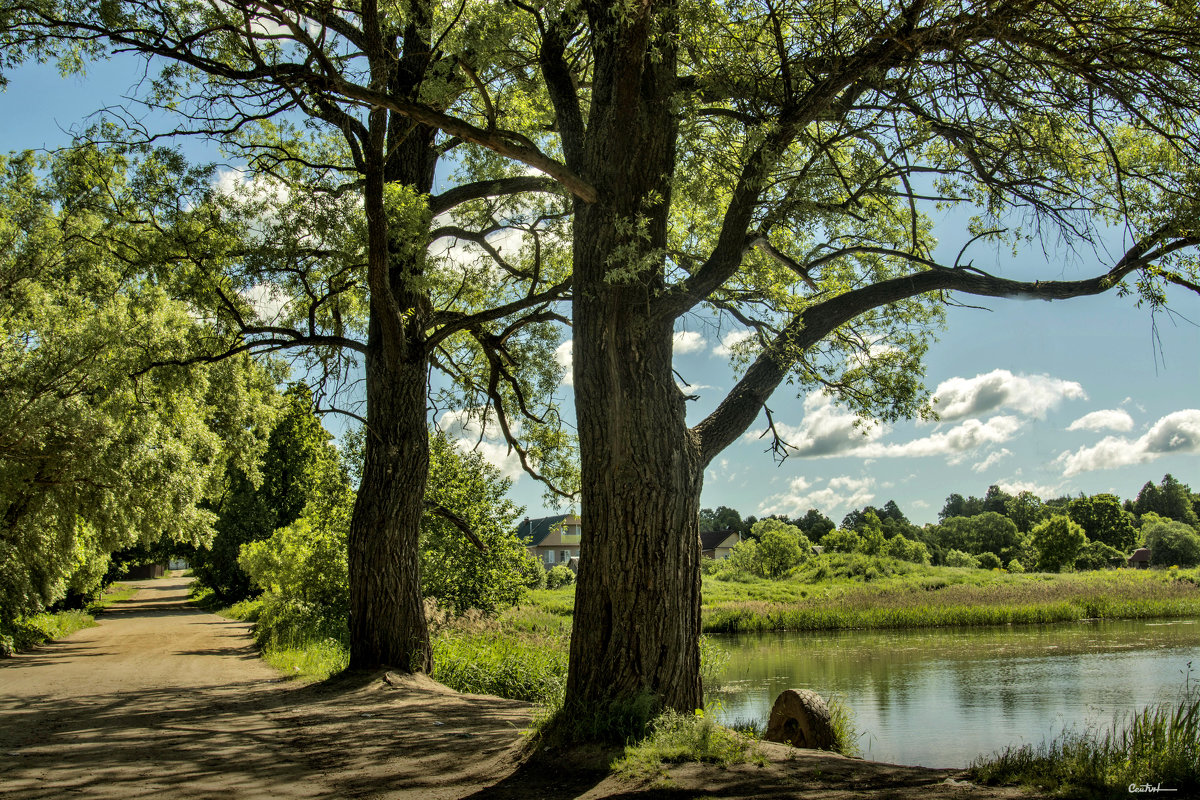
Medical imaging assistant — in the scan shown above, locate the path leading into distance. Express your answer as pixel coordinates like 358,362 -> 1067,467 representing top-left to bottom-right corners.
0,576 -> 530,800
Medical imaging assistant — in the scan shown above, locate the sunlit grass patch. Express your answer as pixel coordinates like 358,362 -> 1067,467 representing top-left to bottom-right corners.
431,629 -> 568,702
612,708 -> 765,784
971,680 -> 1200,796
262,637 -> 350,681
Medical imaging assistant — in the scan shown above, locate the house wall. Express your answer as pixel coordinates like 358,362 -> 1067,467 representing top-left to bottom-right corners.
527,517 -> 582,566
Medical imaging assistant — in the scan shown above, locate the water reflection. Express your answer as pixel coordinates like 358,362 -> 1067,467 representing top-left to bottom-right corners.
707,618 -> 1200,767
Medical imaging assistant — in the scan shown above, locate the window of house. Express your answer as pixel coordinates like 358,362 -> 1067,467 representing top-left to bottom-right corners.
546,550 -> 555,564
561,550 -> 569,562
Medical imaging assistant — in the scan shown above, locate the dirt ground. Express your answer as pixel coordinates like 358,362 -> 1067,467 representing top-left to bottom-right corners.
0,578 -> 1030,799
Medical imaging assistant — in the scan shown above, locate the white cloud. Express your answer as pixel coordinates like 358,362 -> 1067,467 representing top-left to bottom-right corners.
713,329 -> 755,357
673,330 -> 707,354
995,478 -> 1063,499
555,340 -> 574,387
856,416 -> 1023,463
759,475 -> 875,517
745,392 -> 885,458
1067,409 -> 1134,432
437,409 -> 524,483
972,448 -> 1013,473
932,369 -> 1085,421
1058,409 -> 1200,476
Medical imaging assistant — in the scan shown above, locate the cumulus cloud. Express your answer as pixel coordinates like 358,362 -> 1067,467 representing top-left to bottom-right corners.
1067,409 -> 1134,432
713,329 -> 756,357
1058,409 -> 1200,476
857,416 -> 1023,463
746,393 -> 1023,464
759,475 -> 875,517
746,392 -> 885,458
437,409 -> 524,483
555,340 -> 574,387
972,448 -> 1013,473
994,478 -> 1063,499
673,330 -> 707,354
932,369 -> 1085,421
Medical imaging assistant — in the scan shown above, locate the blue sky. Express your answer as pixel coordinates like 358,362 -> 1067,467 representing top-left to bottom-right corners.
5,58 -> 1198,526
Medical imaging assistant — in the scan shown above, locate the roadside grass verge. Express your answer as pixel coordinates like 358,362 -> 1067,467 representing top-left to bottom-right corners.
0,583 -> 137,656
970,683 -> 1200,796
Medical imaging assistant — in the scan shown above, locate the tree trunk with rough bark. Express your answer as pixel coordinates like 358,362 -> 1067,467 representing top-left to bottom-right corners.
563,4 -> 703,716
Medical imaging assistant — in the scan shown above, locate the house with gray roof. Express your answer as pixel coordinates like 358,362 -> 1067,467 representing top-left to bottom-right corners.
518,514 -> 582,568
700,529 -> 741,559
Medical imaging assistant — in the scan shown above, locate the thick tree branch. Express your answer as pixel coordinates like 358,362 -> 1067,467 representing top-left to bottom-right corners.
428,175 -> 563,216
692,235 -> 1200,466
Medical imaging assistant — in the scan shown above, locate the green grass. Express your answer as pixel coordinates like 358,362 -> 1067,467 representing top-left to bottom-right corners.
0,583 -> 141,657
612,708 -> 766,784
971,681 -> 1200,796
700,558 -> 1200,633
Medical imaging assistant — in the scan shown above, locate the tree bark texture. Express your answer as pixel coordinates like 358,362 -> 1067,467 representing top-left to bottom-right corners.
347,13 -> 438,669
564,3 -> 704,714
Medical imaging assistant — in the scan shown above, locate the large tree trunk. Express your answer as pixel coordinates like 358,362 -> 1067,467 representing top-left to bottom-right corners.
346,13 -> 438,668
566,301 -> 705,714
348,350 -> 432,670
563,2 -> 702,716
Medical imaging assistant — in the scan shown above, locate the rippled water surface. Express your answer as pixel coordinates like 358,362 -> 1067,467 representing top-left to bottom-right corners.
708,618 -> 1200,767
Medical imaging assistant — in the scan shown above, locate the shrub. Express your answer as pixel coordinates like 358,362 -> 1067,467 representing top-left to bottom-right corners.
945,549 -> 980,569
519,554 -> 548,589
820,528 -> 863,554
546,564 -> 576,589
976,552 -> 1002,570
1074,540 -> 1126,571
1144,518 -> 1200,568
1007,559 -> 1026,573
883,535 -> 931,565
1032,515 -> 1087,572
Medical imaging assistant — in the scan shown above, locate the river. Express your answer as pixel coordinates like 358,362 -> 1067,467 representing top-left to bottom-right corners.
707,618 -> 1200,767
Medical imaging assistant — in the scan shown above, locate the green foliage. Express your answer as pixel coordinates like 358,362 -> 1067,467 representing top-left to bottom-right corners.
820,528 -> 862,554
934,513 -> 1020,561
613,709 -> 764,779
945,549 -> 980,569
242,428 -> 530,620
882,535 -> 931,565
0,609 -> 96,657
431,630 -> 568,702
195,383 -> 344,603
1032,515 -> 1088,573
1136,475 -> 1200,528
1004,491 -> 1046,533
1069,493 -> 1138,552
420,432 -> 528,614
1144,518 -> 1200,568
545,564 -> 576,590
972,682 -> 1200,795
975,552 -> 1003,570
0,146 -> 276,623
1074,540 -> 1127,571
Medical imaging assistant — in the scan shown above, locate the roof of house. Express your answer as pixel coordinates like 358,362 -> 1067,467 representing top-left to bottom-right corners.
1128,547 -> 1152,563
700,529 -> 739,551
518,514 -> 572,547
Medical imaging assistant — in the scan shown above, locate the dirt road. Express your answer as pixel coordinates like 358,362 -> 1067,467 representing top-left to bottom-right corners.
0,577 -> 1025,799
0,577 -> 530,799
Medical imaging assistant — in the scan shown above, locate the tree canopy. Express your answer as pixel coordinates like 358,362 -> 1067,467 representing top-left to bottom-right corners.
5,0 -> 1200,728
0,147 -> 275,623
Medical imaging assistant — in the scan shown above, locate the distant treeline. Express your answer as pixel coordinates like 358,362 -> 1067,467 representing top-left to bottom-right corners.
700,474 -> 1200,572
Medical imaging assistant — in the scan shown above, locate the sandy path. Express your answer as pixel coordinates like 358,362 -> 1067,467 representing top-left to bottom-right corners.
0,577 -> 1028,800
0,577 -> 530,800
